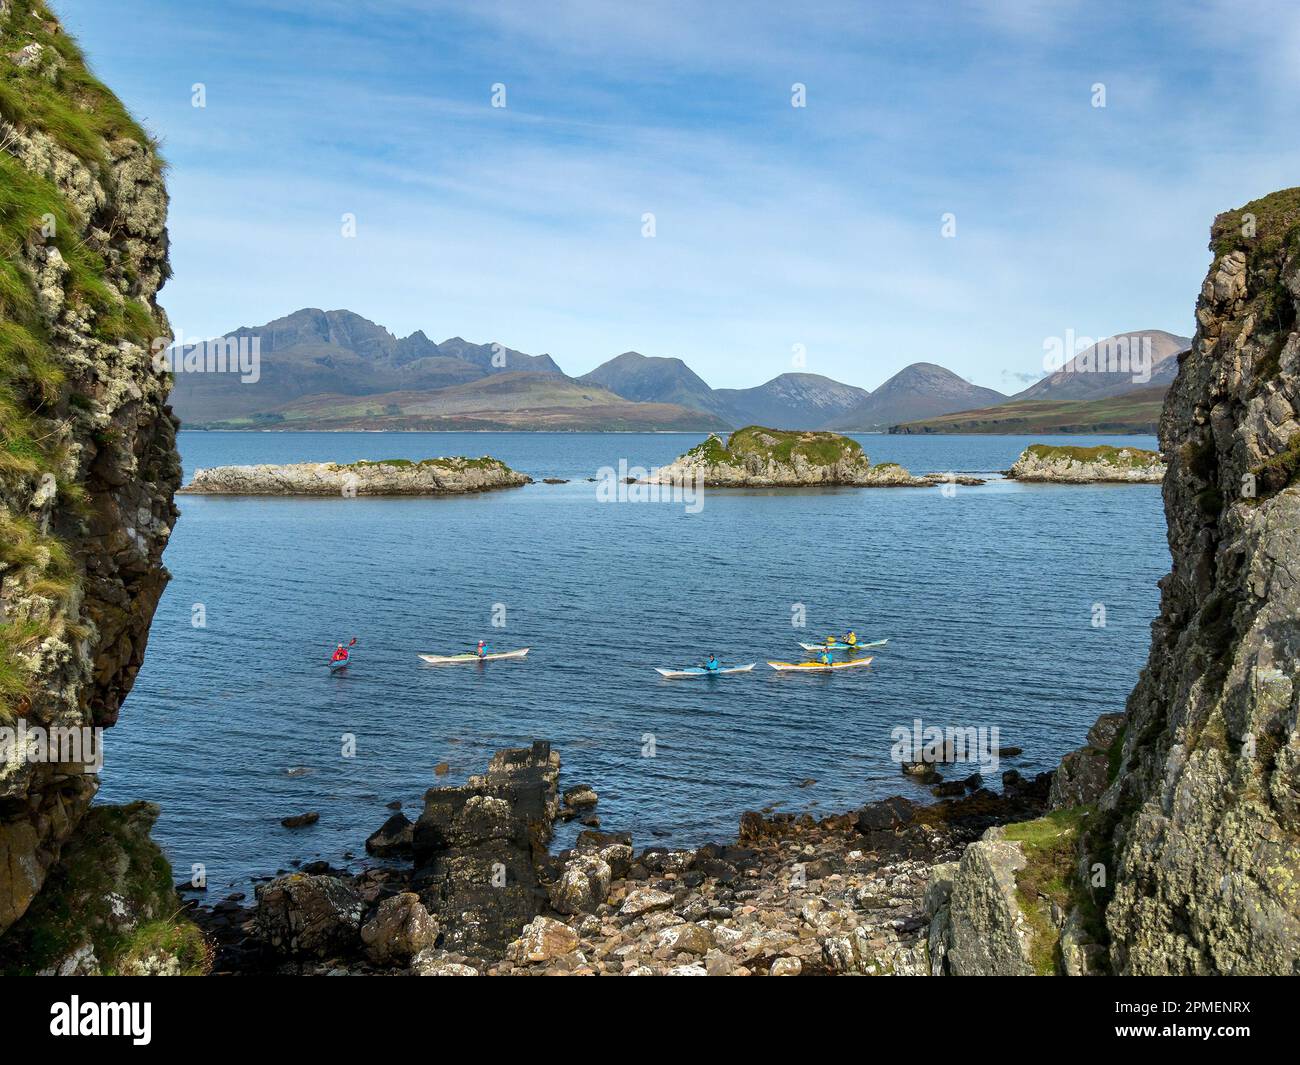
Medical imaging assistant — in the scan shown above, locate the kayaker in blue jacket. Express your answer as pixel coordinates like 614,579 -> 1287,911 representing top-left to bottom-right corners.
704,654 -> 721,672
819,648 -> 834,665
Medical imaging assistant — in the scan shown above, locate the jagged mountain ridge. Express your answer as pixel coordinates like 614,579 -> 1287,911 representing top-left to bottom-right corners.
169,307 -> 1187,431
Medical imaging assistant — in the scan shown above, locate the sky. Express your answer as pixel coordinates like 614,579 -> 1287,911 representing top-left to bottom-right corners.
56,0 -> 1300,392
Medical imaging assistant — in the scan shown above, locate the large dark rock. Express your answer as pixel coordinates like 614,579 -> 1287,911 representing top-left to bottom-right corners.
254,874 -> 363,958
365,811 -> 414,857
411,741 -> 560,957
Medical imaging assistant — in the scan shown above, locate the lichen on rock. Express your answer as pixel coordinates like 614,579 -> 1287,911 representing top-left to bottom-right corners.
0,1 -> 181,937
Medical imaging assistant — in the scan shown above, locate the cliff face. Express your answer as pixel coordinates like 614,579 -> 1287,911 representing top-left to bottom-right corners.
1096,189 -> 1300,973
0,3 -> 179,935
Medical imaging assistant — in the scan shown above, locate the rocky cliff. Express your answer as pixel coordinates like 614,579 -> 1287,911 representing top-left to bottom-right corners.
1007,443 -> 1166,483
649,427 -> 983,488
179,456 -> 529,495
0,1 -> 181,944
1096,189 -> 1300,974
931,188 -> 1300,975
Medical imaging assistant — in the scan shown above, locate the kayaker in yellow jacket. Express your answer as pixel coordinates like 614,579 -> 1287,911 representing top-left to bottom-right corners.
844,631 -> 857,647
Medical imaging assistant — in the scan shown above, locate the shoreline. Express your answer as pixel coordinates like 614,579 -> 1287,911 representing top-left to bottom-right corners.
184,742 -> 1054,976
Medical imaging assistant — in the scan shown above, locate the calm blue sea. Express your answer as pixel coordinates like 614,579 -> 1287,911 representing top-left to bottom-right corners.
97,431 -> 1167,894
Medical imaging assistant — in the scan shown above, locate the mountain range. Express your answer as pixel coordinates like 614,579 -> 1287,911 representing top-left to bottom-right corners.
167,308 -> 1188,433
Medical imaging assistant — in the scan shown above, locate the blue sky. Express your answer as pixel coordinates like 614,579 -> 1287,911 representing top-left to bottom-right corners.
58,0 -> 1300,391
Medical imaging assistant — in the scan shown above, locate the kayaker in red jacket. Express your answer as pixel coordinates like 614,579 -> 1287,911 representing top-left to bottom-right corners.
331,644 -> 349,662
475,640 -> 489,658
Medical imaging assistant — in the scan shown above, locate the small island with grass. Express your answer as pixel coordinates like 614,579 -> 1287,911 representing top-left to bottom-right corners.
1006,444 -> 1165,484
647,427 -> 984,488
178,457 -> 530,495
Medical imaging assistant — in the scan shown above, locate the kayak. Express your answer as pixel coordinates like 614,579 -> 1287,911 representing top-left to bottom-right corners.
768,656 -> 874,672
418,648 -> 530,664
798,639 -> 888,652
655,663 -> 756,678
328,658 -> 350,672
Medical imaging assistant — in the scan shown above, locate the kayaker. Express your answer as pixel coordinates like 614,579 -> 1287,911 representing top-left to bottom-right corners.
844,631 -> 857,647
819,648 -> 834,665
475,640 -> 490,658
704,654 -> 721,672
331,643 -> 349,663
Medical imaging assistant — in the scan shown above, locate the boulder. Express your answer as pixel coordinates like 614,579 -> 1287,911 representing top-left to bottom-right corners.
254,874 -> 364,958
619,887 -> 676,918
365,812 -> 414,857
549,853 -> 612,915
360,892 -> 439,965
943,834 -> 1035,976
508,916 -> 580,963
410,948 -> 479,976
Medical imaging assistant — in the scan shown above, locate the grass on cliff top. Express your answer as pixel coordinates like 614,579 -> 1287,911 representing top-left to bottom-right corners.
1211,187 -> 1300,263
684,426 -> 864,466
1026,443 -> 1161,466
1210,188 -> 1300,383
347,456 -> 509,470
0,1 -> 158,168
0,4 -> 167,721
1002,806 -> 1101,976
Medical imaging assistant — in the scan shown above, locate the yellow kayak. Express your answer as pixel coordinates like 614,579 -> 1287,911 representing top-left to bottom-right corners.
767,656 -> 873,672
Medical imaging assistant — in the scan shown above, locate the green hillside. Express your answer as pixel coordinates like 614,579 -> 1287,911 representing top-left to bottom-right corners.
889,386 -> 1165,435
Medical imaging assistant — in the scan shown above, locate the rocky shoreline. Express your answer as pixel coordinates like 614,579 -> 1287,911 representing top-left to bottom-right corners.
649,427 -> 984,488
178,457 -> 530,495
1006,444 -> 1165,483
178,741 -> 1057,976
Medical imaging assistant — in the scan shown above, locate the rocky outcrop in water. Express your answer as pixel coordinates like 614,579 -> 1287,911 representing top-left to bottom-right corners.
0,3 -> 182,940
410,741 -> 560,957
1007,443 -> 1166,483
179,457 -> 529,495
648,426 -> 983,488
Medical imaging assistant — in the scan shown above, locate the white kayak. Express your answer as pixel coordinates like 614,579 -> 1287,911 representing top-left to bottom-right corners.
418,648 -> 530,664
798,638 -> 888,652
655,663 -> 756,678
768,656 -> 874,672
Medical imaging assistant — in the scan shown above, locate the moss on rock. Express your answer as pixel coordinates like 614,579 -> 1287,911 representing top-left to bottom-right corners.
0,801 -> 209,975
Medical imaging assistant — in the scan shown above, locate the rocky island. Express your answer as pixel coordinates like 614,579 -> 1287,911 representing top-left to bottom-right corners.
178,457 -> 530,495
1006,444 -> 1166,483
648,426 -> 984,487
